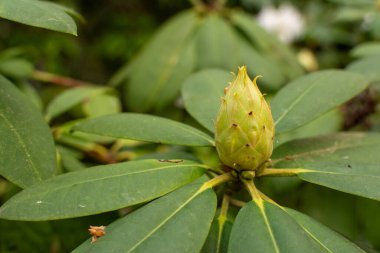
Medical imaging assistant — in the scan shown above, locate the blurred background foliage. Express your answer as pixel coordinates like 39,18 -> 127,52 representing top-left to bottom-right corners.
1,0 -> 380,252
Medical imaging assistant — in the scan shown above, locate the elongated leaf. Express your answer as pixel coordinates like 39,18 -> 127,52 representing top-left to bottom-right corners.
73,113 -> 214,147
45,87 -> 108,122
231,11 -> 303,80
182,69 -> 232,132
0,0 -> 77,35
272,133 -> 380,201
73,179 -> 216,253
195,14 -> 239,71
122,10 -> 197,112
275,109 -> 342,148
228,200 -> 364,253
82,93 -> 121,118
271,70 -> 369,133
0,75 -> 56,188
0,159 -> 206,220
351,42 -> 380,58
346,56 -> 380,83
194,14 -> 284,91
0,58 -> 34,79
237,40 -> 286,91
285,208 -> 365,252
202,210 -> 233,253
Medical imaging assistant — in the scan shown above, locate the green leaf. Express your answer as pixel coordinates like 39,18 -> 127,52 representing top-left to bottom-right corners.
237,40 -> 286,91
120,10 -> 197,112
73,180 -> 216,253
351,42 -> 380,58
271,70 -> 369,134
0,75 -> 56,188
195,14 -> 239,71
231,11 -> 304,80
0,159 -> 206,220
275,109 -> 342,148
0,58 -> 34,79
346,56 -> 380,83
298,184 -> 357,239
228,200 -> 364,253
201,210 -> 233,253
73,113 -> 215,147
182,69 -> 232,133
45,87 -> 108,122
0,0 -> 77,35
272,133 -> 380,201
82,93 -> 121,118
194,14 -> 285,91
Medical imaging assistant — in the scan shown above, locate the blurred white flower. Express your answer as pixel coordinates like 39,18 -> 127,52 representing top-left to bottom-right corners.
257,4 -> 305,44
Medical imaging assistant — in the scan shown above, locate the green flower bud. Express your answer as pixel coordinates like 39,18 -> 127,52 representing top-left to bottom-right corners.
215,66 -> 275,171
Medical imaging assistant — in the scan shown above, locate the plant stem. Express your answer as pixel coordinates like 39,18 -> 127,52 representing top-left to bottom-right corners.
200,172 -> 234,191
242,179 -> 261,203
31,70 -> 99,87
258,168 -> 311,177
229,197 -> 246,207
216,194 -> 230,253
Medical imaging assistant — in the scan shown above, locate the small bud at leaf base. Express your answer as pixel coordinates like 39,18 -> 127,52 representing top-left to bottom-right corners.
215,66 -> 275,171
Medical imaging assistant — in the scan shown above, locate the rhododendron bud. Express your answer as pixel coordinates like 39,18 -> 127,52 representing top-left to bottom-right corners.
215,66 -> 275,171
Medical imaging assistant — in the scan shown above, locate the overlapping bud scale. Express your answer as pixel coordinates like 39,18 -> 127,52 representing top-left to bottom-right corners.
215,66 -> 275,171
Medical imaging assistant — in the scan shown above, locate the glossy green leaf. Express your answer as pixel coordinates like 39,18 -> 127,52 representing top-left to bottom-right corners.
0,159 -> 206,220
231,11 -> 303,80
122,10 -> 197,112
237,40 -> 286,91
275,109 -> 342,148
351,42 -> 380,58
298,184 -> 356,239
271,70 -> 369,133
272,133 -> 380,201
228,200 -> 364,253
182,69 -> 232,133
0,75 -> 56,188
45,87 -> 108,122
202,210 -> 233,253
73,113 -> 214,147
0,0 -> 77,35
346,56 -> 380,83
82,93 -> 121,118
73,180 -> 216,253
195,14 -> 239,71
194,14 -> 285,91
0,58 -> 34,79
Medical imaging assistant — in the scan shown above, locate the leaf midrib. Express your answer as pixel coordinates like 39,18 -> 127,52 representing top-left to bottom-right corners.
0,112 -> 42,182
127,187 -> 204,252
272,141 -> 380,165
274,74 -> 331,127
20,163 -> 205,195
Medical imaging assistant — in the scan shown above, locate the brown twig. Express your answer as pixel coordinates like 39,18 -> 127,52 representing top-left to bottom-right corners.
31,70 -> 99,87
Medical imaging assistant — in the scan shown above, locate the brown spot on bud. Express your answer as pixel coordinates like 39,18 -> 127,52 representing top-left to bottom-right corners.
245,144 -> 250,147
232,123 -> 238,128
248,111 -> 253,116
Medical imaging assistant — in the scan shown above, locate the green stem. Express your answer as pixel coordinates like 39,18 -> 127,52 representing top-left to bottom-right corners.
216,194 -> 230,253
31,70 -> 99,87
258,168 -> 310,177
242,179 -> 261,203
200,173 -> 234,192
229,197 -> 245,207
